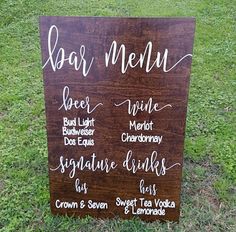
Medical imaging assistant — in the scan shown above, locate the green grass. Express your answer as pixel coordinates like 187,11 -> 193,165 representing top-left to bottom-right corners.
0,0 -> 235,231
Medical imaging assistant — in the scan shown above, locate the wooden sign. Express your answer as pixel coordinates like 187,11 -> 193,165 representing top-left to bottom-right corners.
39,16 -> 195,222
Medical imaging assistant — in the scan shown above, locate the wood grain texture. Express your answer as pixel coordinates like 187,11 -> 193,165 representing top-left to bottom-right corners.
39,16 -> 195,222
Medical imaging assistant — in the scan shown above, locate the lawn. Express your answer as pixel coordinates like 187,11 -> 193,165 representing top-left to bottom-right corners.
0,0 -> 235,231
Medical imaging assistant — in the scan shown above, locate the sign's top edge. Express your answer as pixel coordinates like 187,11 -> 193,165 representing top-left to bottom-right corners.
39,16 -> 195,21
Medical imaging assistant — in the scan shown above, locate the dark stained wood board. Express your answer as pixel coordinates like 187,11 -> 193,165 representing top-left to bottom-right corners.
39,16 -> 195,222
